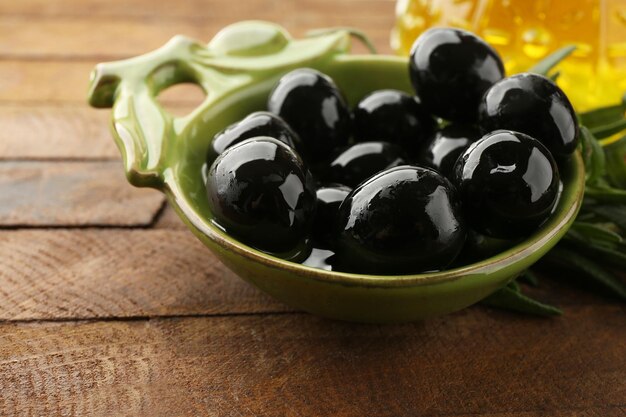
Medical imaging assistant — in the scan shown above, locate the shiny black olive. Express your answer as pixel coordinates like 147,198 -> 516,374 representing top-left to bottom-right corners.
353,90 -> 435,155
312,184 -> 352,243
452,130 -> 560,239
207,111 -> 301,164
206,137 -> 317,254
419,124 -> 482,178
326,141 -> 408,187
409,28 -> 505,123
267,68 -> 351,162
478,73 -> 579,157
335,166 -> 466,274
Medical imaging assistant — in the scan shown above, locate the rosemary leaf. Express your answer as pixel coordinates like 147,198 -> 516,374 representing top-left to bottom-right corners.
589,205 -> 626,231
519,269 -> 540,286
579,93 -> 626,129
585,186 -> 626,204
590,119 -> 626,139
569,221 -> 623,245
546,247 -> 626,301
528,45 -> 576,76
580,126 -> 607,185
481,282 -> 562,316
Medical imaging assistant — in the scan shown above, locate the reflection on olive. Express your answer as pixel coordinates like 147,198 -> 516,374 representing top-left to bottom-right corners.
208,111 -> 301,163
452,130 -> 560,239
313,184 -> 352,243
419,124 -> 482,178
326,141 -> 407,187
268,68 -> 351,162
478,73 -> 579,157
206,137 -> 317,254
353,89 -> 435,155
409,28 -> 505,122
335,165 -> 467,274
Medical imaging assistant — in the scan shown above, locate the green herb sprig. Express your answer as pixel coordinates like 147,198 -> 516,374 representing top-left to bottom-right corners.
482,46 -> 626,316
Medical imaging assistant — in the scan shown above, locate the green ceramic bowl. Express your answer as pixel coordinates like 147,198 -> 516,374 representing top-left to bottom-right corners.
88,22 -> 585,323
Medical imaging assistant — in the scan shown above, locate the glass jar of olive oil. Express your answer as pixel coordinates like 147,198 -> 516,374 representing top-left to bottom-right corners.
392,0 -> 626,111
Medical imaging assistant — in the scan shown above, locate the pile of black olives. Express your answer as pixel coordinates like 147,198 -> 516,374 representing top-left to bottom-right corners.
205,27 -> 579,275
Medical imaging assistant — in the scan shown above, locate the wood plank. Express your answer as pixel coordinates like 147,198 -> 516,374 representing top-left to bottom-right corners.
153,204 -> 186,230
0,229 -> 289,321
0,0 -> 394,20
0,226 -> 617,321
0,306 -> 624,416
0,162 -> 164,226
0,16 -> 393,60
0,105 -> 118,159
0,61 -> 206,104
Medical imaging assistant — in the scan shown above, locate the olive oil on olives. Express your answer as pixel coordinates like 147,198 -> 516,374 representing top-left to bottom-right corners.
419,124 -> 482,178
353,89 -> 435,155
268,68 -> 351,162
312,184 -> 352,243
478,73 -> 579,157
335,166 -> 467,274
208,111 -> 301,163
409,28 -> 505,123
452,130 -> 560,239
206,137 -> 316,254
326,141 -> 408,188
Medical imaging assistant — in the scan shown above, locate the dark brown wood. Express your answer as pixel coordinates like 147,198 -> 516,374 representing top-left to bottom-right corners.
0,161 -> 164,226
0,229 -> 290,321
0,0 -> 623,415
1,306 -> 624,417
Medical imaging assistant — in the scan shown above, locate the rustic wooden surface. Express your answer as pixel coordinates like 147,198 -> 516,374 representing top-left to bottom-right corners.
0,1 -> 624,416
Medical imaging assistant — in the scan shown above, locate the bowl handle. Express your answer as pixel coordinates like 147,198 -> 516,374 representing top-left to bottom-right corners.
87,22 -> 356,189
87,36 -> 207,188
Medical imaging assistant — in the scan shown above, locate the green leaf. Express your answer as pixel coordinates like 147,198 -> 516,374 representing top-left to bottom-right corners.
604,135 -> 626,188
548,71 -> 560,82
569,221 -> 623,245
585,186 -> 626,204
580,126 -> 607,185
579,93 -> 626,129
589,205 -> 626,231
307,27 -> 377,54
589,119 -> 626,139
481,282 -> 562,317
519,269 -> 540,286
546,247 -> 626,301
528,45 -> 576,75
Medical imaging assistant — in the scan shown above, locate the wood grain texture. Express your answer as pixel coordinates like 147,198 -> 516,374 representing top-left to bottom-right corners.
0,161 -> 164,226
0,105 -> 118,159
0,16 -> 392,60
0,229 -> 289,321
0,0 -> 394,20
153,204 -> 187,230
1,307 -> 624,417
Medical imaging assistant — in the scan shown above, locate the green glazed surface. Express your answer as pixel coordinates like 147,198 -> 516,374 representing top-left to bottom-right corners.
88,21 -> 585,323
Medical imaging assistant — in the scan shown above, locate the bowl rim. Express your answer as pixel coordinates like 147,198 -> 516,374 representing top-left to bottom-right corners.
164,150 -> 585,288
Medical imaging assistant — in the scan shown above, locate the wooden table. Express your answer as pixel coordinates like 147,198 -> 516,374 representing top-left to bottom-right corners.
0,1 -> 624,415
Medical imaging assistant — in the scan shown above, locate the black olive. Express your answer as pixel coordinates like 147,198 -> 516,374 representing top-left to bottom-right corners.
267,68 -> 351,162
335,165 -> 466,274
419,124 -> 482,178
207,111 -> 301,164
312,184 -> 352,243
353,89 -> 435,155
409,28 -> 505,123
326,141 -> 408,187
452,130 -> 560,239
478,73 -> 579,157
206,137 -> 317,254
